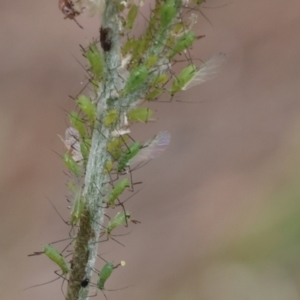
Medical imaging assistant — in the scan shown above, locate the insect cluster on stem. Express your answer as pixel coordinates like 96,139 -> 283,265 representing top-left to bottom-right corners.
27,0 -> 225,298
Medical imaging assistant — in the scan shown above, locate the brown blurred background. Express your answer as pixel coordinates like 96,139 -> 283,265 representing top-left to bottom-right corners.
2,0 -> 300,299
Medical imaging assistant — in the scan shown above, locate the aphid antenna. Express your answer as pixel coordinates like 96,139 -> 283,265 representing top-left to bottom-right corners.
173,55 -> 205,64
48,237 -> 74,246
45,197 -> 70,227
175,96 -> 207,103
51,149 -> 64,161
181,4 -> 214,27
98,232 -> 126,247
62,170 -> 73,179
201,2 -> 232,9
68,79 -> 93,103
23,270 -> 68,291
45,196 -> 78,238
89,284 -> 134,299
71,53 -> 92,77
117,188 -> 142,206
80,38 -> 101,54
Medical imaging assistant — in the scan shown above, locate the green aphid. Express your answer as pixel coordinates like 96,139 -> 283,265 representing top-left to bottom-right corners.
80,139 -> 91,161
122,38 -> 136,56
128,107 -> 153,123
104,160 -> 113,174
168,31 -> 195,59
98,262 -> 114,290
43,245 -> 70,275
160,0 -> 177,29
125,4 -> 138,30
104,109 -> 118,127
170,64 -> 197,96
85,43 -> 103,80
63,153 -> 81,176
131,38 -> 148,64
170,53 -> 226,96
107,138 -> 123,161
69,111 -> 87,139
71,195 -> 85,226
146,88 -> 164,100
172,22 -> 184,35
106,178 -> 131,208
122,65 -> 149,95
106,211 -> 131,236
76,95 -> 96,125
146,55 -> 158,68
152,73 -> 168,86
117,142 -> 142,172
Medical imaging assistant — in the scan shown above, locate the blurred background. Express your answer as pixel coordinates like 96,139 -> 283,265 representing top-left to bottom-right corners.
2,0 -> 300,299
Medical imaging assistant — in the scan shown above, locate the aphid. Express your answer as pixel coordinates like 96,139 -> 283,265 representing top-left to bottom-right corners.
106,178 -> 131,208
59,0 -> 83,29
102,211 -> 140,241
127,107 -> 154,123
45,244 -> 70,274
69,111 -> 87,139
122,65 -> 149,96
63,153 -> 81,176
125,4 -> 139,30
117,141 -> 142,172
160,0 -> 177,30
80,138 -> 91,161
168,31 -> 195,59
70,194 -> 85,226
117,131 -> 171,172
104,109 -> 118,127
74,95 -> 96,119
170,53 -> 226,96
107,137 -> 125,161
100,27 -> 112,52
26,245 -> 70,292
97,261 -> 125,290
151,73 -> 169,86
84,44 -> 104,81
111,113 -> 131,137
88,261 -> 126,299
29,244 -> 70,275
145,88 -> 164,101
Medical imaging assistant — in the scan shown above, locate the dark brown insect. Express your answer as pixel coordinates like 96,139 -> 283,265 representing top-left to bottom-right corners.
81,278 -> 89,288
100,27 -> 112,52
59,0 -> 83,29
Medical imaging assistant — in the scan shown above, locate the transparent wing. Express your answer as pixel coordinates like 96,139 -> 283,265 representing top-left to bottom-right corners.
184,52 -> 226,90
129,131 -> 171,166
59,127 -> 83,162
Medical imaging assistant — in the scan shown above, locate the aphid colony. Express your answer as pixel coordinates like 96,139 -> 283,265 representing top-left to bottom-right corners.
60,0 -> 225,102
28,81 -> 170,296
28,108 -> 170,296
28,0 -> 226,297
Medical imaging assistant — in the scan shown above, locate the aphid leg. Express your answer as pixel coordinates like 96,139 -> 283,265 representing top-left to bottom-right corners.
45,197 -> 76,238
116,188 -> 142,207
